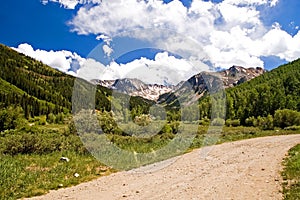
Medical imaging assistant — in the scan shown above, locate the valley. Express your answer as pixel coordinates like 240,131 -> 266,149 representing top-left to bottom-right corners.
0,44 -> 299,199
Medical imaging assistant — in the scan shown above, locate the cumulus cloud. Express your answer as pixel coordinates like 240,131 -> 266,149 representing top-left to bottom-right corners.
60,0 -> 300,69
41,0 -> 102,9
13,43 -> 86,74
97,52 -> 208,85
41,0 -> 299,70
13,43 -> 201,85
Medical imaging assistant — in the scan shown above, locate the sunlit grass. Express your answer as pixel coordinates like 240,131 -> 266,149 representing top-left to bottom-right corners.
0,123 -> 299,199
0,151 -> 114,200
282,144 -> 300,199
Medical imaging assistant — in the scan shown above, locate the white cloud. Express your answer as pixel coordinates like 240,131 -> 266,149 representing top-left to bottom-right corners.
62,0 -> 299,69
222,0 -> 279,7
40,0 -> 300,71
13,43 -> 203,85
217,2 -> 260,25
13,43 -> 86,74
98,52 -> 208,85
41,0 -> 103,9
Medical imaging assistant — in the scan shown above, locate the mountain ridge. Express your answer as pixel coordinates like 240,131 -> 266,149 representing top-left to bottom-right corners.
95,66 -> 265,101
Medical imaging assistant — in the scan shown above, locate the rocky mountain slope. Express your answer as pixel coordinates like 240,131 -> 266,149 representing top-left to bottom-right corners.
95,78 -> 175,101
96,66 -> 265,102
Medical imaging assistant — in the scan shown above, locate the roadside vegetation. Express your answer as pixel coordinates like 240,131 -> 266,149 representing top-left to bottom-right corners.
1,106 -> 300,199
282,144 -> 300,199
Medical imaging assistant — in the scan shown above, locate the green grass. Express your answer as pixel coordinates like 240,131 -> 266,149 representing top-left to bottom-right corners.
0,151 -> 114,200
0,123 -> 115,200
0,124 -> 299,200
282,144 -> 300,199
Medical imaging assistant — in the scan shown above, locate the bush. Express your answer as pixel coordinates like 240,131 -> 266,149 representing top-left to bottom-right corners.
284,126 -> 300,131
245,116 -> 257,127
0,106 -> 23,131
0,127 -> 86,155
211,118 -> 225,126
134,114 -> 151,126
199,117 -> 210,126
47,113 -> 56,124
225,119 -> 240,127
274,109 -> 300,128
257,115 -> 274,130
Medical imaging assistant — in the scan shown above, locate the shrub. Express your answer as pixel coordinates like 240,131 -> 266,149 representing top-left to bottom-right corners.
211,118 -> 225,126
284,126 -> 300,131
225,119 -> 240,127
134,114 -> 151,126
0,106 -> 23,131
46,113 -> 56,124
274,109 -> 300,128
257,115 -> 274,130
245,116 -> 257,127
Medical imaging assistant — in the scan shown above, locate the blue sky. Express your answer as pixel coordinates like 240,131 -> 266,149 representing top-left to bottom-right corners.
1,0 -> 300,82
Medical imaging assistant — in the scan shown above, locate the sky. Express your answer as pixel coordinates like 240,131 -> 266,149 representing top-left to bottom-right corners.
1,0 -> 300,84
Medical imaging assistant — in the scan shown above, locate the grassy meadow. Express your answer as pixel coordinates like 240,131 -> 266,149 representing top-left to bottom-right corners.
1,116 -> 299,199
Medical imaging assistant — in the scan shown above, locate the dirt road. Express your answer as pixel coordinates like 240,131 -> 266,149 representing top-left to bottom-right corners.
27,134 -> 300,200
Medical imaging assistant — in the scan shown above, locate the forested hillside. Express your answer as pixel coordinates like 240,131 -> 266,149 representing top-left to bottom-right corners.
198,59 -> 300,125
0,44 -> 152,120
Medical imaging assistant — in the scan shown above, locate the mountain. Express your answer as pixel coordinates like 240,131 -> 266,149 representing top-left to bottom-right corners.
220,66 -> 265,88
95,78 -> 174,101
96,66 -> 264,102
157,66 -> 265,106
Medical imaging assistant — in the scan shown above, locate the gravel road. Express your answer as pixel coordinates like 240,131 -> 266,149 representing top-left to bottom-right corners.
27,134 -> 300,200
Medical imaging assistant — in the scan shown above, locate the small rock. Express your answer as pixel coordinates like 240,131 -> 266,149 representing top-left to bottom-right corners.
60,157 -> 70,162
122,195 -> 127,197
58,184 -> 64,187
261,168 -> 265,171
266,180 -> 269,183
136,191 -> 140,193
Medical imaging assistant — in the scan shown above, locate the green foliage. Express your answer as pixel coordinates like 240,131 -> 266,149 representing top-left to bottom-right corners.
0,44 -> 72,117
284,126 -> 300,131
274,109 -> 300,129
134,114 -> 152,126
256,115 -> 274,130
0,126 -> 86,155
245,116 -> 257,127
282,144 -> 300,200
225,119 -> 240,127
0,106 -> 24,131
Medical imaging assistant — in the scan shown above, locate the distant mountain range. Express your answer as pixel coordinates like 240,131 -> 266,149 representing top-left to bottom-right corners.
95,66 -> 265,102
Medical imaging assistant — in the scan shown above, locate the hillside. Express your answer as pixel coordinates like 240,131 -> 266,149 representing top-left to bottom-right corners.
0,44 -> 152,119
0,44 -> 79,115
198,59 -> 300,123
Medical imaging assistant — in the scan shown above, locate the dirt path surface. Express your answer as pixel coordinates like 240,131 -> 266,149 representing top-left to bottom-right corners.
27,134 -> 300,200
